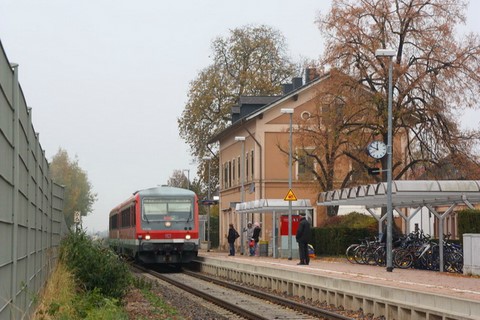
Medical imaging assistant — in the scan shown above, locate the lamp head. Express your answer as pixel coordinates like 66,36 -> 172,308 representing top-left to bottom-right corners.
280,108 -> 294,114
375,49 -> 395,57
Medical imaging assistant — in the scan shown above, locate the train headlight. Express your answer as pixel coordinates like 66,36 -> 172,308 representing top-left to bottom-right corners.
185,234 -> 191,240
145,234 -> 151,240
165,221 -> 171,227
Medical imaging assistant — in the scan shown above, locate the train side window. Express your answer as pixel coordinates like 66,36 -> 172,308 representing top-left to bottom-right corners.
110,214 -> 118,230
130,206 -> 135,226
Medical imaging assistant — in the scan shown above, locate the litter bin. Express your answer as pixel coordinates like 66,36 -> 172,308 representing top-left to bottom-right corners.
259,240 -> 268,256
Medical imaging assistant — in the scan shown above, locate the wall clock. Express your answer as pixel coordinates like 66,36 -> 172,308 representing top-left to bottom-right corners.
367,140 -> 387,159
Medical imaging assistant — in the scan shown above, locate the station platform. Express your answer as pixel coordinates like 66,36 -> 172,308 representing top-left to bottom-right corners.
196,250 -> 480,319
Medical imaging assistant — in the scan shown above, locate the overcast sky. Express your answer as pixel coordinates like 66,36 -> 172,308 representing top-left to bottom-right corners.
1,1 -> 479,233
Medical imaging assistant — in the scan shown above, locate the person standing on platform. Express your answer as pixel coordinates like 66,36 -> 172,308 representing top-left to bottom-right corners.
296,212 -> 311,265
244,222 -> 255,256
227,223 -> 240,256
252,222 -> 261,256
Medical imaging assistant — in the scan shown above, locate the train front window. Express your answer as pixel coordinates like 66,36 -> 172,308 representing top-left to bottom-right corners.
142,198 -> 192,221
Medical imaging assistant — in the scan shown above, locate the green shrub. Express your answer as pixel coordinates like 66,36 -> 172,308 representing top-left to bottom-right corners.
74,288 -> 128,320
321,211 -> 377,231
59,230 -> 131,300
311,212 -> 377,256
458,209 -> 480,239
34,252 -> 128,320
311,226 -> 376,256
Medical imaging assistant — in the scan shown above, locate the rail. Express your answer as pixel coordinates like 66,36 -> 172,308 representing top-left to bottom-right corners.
134,264 -> 353,320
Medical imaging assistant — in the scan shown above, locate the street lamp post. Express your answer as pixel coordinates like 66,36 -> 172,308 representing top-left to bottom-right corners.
375,48 -> 395,272
235,136 -> 246,255
183,169 -> 190,189
280,108 -> 294,260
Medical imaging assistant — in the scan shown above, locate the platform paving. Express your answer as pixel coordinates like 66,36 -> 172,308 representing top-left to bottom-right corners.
198,250 -> 480,319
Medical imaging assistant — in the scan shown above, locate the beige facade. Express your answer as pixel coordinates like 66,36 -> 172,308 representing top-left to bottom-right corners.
212,74 -> 334,252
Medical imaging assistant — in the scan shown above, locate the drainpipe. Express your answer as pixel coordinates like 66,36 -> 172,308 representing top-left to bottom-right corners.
245,127 -> 262,226
244,127 -> 262,199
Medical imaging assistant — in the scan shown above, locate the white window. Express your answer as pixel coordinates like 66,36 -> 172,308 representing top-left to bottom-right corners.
296,147 -> 315,179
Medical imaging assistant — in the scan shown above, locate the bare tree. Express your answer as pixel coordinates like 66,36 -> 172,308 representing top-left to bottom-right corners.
293,70 -> 373,188
167,170 -> 189,189
316,0 -> 480,181
178,25 -> 296,187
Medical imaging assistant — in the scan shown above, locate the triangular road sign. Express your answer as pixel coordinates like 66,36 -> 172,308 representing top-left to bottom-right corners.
284,189 -> 297,201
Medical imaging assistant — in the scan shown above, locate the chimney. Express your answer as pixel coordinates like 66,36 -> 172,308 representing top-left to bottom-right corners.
231,105 -> 241,123
282,83 -> 293,95
292,77 -> 303,90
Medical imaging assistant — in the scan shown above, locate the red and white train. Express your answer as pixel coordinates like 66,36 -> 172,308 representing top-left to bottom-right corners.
109,186 -> 199,265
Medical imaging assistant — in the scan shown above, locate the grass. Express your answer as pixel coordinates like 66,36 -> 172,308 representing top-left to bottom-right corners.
32,261 -> 77,319
32,260 -> 128,320
32,230 -> 132,320
32,230 -> 184,319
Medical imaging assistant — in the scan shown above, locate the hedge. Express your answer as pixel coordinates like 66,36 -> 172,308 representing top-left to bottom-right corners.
458,209 -> 480,239
310,226 -> 376,256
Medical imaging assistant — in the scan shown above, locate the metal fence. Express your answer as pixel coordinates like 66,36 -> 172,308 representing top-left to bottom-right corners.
0,40 -> 67,320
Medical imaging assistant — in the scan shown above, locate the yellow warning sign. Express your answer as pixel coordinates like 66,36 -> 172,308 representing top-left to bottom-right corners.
284,189 -> 297,201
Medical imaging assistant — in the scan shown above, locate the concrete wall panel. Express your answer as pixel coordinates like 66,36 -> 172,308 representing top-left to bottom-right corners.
17,192 -> 28,226
0,179 -> 13,223
0,92 -> 13,143
0,40 -> 66,319
0,46 -> 13,105
17,225 -> 28,258
0,222 -> 12,266
0,264 -> 12,320
0,136 -> 13,183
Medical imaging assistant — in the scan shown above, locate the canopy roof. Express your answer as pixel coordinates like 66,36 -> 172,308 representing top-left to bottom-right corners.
235,198 -> 312,213
317,180 -> 480,208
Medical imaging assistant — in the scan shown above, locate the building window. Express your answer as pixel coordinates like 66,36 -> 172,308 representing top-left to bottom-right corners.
250,150 -> 254,179
245,152 -> 249,182
232,158 -> 236,184
228,160 -> 232,188
237,156 -> 241,182
321,96 -> 345,126
297,148 -> 315,179
223,162 -> 228,188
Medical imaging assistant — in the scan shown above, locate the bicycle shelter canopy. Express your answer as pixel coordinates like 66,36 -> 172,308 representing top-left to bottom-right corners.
317,180 -> 480,209
235,199 -> 313,258
317,180 -> 480,271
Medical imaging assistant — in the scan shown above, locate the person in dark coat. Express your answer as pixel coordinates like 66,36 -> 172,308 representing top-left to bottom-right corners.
227,223 -> 239,256
295,212 -> 311,265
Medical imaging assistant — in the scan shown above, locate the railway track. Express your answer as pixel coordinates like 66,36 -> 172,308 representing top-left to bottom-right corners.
134,264 -> 354,320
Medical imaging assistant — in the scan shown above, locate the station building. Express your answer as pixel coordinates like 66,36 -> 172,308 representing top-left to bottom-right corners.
207,68 -> 479,256
207,69 -> 377,255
